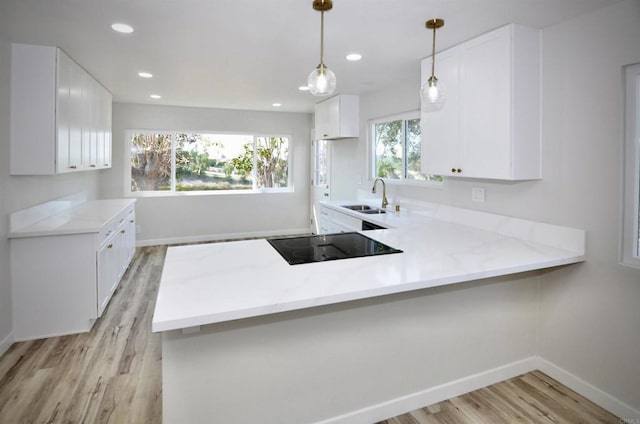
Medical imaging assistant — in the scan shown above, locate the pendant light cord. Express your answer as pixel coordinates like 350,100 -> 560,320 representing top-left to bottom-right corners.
430,20 -> 437,79
320,7 -> 325,67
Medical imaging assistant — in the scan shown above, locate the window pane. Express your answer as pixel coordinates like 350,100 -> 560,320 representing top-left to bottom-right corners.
406,118 -> 423,180
175,133 -> 254,191
314,139 -> 329,187
375,120 -> 403,179
130,133 -> 172,191
256,137 -> 289,188
406,119 -> 444,182
129,132 -> 292,194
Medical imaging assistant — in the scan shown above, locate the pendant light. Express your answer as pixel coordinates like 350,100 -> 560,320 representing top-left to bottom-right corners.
308,0 -> 336,96
421,18 -> 445,112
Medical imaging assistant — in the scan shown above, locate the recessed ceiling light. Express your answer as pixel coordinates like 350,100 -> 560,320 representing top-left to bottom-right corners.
150,94 -> 161,99
272,103 -> 282,107
346,53 -> 362,61
111,23 -> 134,34
138,72 -> 153,78
298,85 -> 310,91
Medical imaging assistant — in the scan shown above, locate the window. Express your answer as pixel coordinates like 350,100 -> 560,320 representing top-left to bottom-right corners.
128,131 -> 291,194
621,64 -> 640,268
371,112 -> 443,183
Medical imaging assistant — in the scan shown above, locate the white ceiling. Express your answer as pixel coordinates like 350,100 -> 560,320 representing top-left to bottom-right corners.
0,0 -> 621,113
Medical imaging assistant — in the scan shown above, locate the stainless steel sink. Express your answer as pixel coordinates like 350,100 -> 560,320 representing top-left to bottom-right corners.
342,205 -> 386,214
342,204 -> 373,211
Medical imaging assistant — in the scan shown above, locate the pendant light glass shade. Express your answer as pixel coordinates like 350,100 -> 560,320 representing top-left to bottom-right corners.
421,18 -> 445,112
421,76 -> 445,112
308,0 -> 335,97
308,64 -> 336,96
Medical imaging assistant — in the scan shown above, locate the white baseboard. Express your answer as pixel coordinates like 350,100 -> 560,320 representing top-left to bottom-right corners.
317,356 -> 640,424
536,357 -> 640,421
136,228 -> 311,247
316,357 -> 538,424
0,331 -> 14,358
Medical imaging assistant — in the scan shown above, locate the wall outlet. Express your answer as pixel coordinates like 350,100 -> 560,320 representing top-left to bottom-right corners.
472,187 -> 486,203
136,224 -> 142,234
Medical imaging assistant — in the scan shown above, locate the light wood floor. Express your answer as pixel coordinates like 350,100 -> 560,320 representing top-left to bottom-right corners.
0,246 -> 620,424
376,370 -> 620,424
0,246 -> 165,424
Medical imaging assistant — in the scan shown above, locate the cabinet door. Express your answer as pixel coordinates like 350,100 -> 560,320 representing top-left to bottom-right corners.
56,51 -> 71,173
314,95 -> 358,140
97,240 -> 118,317
421,49 -> 461,176
116,224 -> 130,280
89,80 -> 99,168
323,96 -> 340,138
315,100 -> 331,139
102,89 -> 113,168
81,73 -> 93,167
94,82 -> 105,170
125,212 -> 136,264
68,61 -> 84,170
460,27 -> 511,179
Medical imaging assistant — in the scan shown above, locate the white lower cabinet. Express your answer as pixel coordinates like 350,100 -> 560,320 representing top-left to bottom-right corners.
318,205 -> 362,234
11,202 -> 136,341
97,237 -> 118,317
97,208 -> 135,317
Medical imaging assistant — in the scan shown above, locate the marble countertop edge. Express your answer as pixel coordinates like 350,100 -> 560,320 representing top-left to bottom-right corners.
152,252 -> 584,333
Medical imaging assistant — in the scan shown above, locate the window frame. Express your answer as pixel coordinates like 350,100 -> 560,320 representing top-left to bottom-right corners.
621,63 -> 640,269
369,110 -> 443,188
124,129 -> 294,197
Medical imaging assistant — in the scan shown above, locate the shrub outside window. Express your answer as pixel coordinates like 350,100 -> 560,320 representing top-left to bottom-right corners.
128,132 -> 291,194
372,112 -> 443,183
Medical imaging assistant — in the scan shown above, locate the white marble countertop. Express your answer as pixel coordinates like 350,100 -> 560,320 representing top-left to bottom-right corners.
9,198 -> 136,238
152,201 -> 585,332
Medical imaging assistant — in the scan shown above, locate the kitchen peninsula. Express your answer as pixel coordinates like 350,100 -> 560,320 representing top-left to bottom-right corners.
153,201 -> 585,424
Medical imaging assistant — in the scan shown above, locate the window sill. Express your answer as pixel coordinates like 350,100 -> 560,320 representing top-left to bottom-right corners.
619,257 -> 640,271
126,188 -> 294,198
374,178 -> 445,190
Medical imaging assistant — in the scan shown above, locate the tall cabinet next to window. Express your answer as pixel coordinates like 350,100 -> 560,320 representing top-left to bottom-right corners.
10,43 -> 112,175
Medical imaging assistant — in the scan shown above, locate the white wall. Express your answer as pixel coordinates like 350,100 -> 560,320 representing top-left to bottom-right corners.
163,274 -> 539,423
102,103 -> 312,245
537,1 -> 640,411
347,0 -> 640,414
0,28 -> 101,353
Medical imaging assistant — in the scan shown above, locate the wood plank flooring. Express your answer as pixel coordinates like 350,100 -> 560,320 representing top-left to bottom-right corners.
0,245 -> 620,424
0,246 -> 165,424
376,370 -> 620,424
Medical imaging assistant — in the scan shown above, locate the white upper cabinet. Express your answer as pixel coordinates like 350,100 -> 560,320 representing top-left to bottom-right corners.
10,43 -> 112,175
421,24 -> 541,180
315,94 -> 359,140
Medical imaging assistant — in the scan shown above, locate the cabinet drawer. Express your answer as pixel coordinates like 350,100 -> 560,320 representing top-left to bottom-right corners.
99,219 -> 117,245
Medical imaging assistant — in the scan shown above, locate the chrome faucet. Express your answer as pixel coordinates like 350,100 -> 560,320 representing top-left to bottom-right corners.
372,178 -> 389,209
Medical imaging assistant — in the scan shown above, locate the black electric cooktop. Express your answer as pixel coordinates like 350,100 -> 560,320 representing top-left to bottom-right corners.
267,232 -> 403,265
